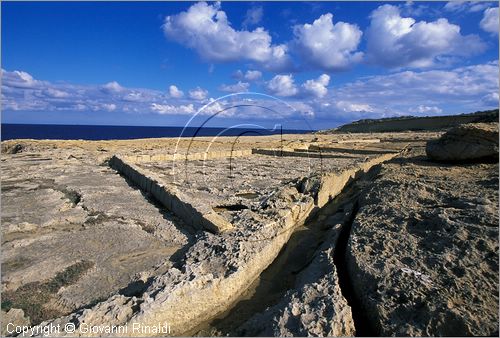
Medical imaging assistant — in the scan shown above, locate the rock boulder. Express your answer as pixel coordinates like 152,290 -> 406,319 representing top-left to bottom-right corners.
426,123 -> 498,162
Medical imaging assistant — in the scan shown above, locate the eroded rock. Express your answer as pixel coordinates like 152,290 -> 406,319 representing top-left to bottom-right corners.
347,148 -> 499,336
0,133 -> 430,336
1,308 -> 30,336
426,123 -> 499,162
1,153 -> 191,325
236,231 -> 355,337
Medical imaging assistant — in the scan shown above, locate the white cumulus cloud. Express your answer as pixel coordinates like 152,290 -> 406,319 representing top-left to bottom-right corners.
409,105 -> 443,114
44,88 -> 70,98
102,103 -> 117,112
162,2 -> 290,70
302,74 -> 330,98
2,69 -> 42,89
202,100 -> 230,116
189,87 -> 209,100
242,6 -> 263,28
444,1 -> 491,13
233,69 -> 263,81
219,81 -> 250,93
101,81 -> 124,93
267,74 -> 331,98
123,92 -> 148,102
169,85 -> 184,98
317,61 -> 499,122
244,70 -> 262,81
3,61 -> 498,125
480,7 -> 499,34
293,13 -> 363,71
150,103 -> 195,115
266,74 -> 298,97
335,101 -> 375,113
366,4 -> 486,68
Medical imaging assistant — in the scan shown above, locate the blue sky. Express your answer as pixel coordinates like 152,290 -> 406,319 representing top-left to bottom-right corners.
2,1 -> 499,130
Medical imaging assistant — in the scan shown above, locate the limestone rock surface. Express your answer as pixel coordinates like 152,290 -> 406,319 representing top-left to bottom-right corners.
1,132 -> 454,337
1,308 -> 30,336
426,122 -> 499,161
236,234 -> 355,337
347,148 -> 499,336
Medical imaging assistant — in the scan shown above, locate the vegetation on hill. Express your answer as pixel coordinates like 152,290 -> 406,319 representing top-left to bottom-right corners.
320,109 -> 499,134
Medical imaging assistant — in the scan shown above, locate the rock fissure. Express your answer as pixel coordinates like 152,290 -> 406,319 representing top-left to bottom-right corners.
332,199 -> 376,336
330,163 -> 392,336
2,124 -> 497,337
197,160 -> 397,336
4,137 -> 432,337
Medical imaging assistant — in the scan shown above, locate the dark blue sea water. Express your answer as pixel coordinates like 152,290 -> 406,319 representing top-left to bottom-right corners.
1,124 -> 313,141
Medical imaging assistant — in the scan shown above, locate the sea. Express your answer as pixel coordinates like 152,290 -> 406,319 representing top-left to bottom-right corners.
1,124 -> 313,141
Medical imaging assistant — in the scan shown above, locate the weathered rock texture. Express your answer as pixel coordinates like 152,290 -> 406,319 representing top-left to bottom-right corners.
1,151 -> 191,325
238,246 -> 354,337
235,208 -> 356,337
347,147 -> 499,336
40,153 -> 398,336
426,122 -> 499,162
6,131 -> 490,337
1,308 -> 30,336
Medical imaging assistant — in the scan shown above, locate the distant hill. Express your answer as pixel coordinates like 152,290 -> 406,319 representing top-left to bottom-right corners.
322,109 -> 499,134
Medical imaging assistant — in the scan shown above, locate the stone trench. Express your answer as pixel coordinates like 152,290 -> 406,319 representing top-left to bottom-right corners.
26,146 -> 399,337
2,132 -> 497,337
